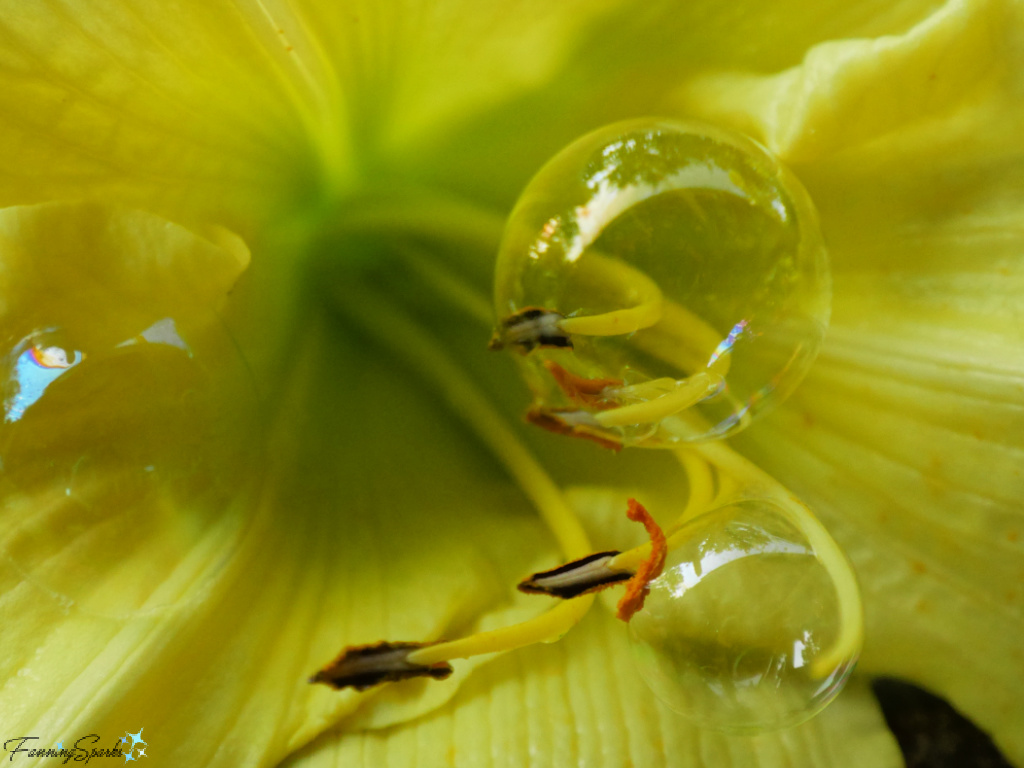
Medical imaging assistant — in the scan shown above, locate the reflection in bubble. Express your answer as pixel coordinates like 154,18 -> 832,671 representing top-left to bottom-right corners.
665,520 -> 812,599
3,333 -> 85,424
116,317 -> 192,355
0,314 -> 259,619
706,318 -> 752,368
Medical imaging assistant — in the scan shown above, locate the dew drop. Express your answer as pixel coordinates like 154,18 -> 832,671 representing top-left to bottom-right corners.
493,119 -> 830,445
628,499 -> 858,731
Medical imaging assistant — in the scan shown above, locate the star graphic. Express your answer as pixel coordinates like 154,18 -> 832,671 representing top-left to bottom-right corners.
127,729 -> 146,750
137,748 -> 147,758
55,742 -> 63,750
123,753 -> 135,763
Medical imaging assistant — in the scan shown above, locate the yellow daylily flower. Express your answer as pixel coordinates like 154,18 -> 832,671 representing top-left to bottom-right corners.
0,1 -> 1021,768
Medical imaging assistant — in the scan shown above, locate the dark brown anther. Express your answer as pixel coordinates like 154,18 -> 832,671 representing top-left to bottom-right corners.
488,307 -> 572,354
310,641 -> 453,691
518,551 -> 633,599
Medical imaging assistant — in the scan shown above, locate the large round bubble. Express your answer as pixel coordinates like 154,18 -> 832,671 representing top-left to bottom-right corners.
492,119 -> 830,447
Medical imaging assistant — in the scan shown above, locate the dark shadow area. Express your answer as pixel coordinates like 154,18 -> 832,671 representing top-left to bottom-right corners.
872,678 -> 1014,768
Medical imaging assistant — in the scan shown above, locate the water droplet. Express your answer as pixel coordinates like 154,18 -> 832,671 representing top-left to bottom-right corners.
0,313 -> 258,618
493,119 -> 830,445
628,499 -> 858,731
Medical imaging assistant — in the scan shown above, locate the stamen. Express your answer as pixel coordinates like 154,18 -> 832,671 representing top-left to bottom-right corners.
488,307 -> 571,354
525,406 -> 623,452
310,641 -> 453,691
518,550 -> 632,598
594,371 -> 723,428
406,599 -> 593,666
322,278 -> 599,685
543,360 -> 622,409
672,448 -> 717,531
556,253 -> 664,338
616,499 -> 668,622
489,257 -> 664,355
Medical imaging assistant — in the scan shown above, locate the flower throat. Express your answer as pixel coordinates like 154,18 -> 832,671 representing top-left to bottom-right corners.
315,119 -> 862,734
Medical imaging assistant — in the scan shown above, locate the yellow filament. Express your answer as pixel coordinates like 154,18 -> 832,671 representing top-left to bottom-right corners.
609,525 -> 707,573
407,598 -> 592,665
594,372 -> 722,428
606,450 -> 719,572
632,300 -> 734,378
714,472 -> 741,509
688,443 -> 863,679
553,252 -> 732,384
558,298 -> 663,337
557,253 -> 664,337
608,377 -> 679,400
674,448 -> 716,529
328,276 -> 596,663
541,252 -> 737,436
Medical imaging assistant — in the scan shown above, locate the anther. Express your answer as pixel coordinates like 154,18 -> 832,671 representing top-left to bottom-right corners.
518,550 -> 633,599
543,360 -> 622,409
524,406 -> 623,452
616,499 -> 667,622
488,307 -> 571,354
310,641 -> 454,691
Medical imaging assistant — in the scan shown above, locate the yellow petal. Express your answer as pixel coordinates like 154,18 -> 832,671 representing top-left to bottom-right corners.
0,1 -> 340,221
742,336 -> 1024,761
0,207 -> 574,765
677,0 -> 1012,162
381,0 -> 944,203
0,201 -> 249,333
0,328 -> 558,764
296,0 -> 625,153
720,11 -> 1024,758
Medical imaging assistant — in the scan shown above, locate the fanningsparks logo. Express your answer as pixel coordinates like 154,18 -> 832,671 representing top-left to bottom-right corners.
116,731 -> 147,762
2,730 -> 148,763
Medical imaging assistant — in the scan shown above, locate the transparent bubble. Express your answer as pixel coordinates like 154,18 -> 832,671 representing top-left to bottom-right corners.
0,314 -> 258,618
628,500 -> 858,731
492,119 -> 830,446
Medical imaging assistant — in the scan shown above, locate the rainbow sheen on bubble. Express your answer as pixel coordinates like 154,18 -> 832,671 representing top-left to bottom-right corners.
493,119 -> 830,445
628,500 -> 858,731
